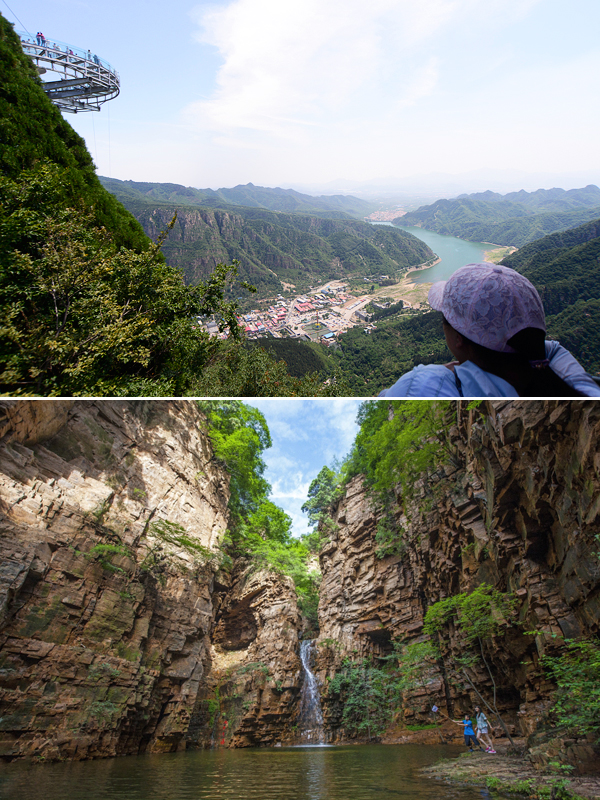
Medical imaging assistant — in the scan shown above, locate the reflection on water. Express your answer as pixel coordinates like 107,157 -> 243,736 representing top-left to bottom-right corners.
0,744 -> 505,800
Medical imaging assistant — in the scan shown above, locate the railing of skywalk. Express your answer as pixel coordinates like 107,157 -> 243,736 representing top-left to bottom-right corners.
16,30 -> 119,86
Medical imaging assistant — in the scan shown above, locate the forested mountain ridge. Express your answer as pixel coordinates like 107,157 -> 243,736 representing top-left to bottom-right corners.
0,18 -> 149,253
502,217 -> 600,372
502,217 -> 600,271
394,186 -> 600,247
333,312 -> 451,395
99,176 -> 378,219
0,14 -> 348,396
457,184 -> 600,212
119,202 -> 434,296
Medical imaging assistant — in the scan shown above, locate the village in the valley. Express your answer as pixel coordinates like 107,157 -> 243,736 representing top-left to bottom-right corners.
201,269 -> 436,345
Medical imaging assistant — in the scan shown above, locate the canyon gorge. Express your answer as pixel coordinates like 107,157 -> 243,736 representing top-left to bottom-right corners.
0,399 -> 598,778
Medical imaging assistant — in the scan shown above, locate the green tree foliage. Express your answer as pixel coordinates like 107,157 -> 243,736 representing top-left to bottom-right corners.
344,400 -> 456,498
327,657 -> 403,738
252,338 -> 333,379
303,401 -> 456,559
240,500 -> 292,544
301,464 -> 345,554
423,584 -> 516,642
368,300 -> 405,322
333,311 -> 451,395
541,639 -> 600,741
199,401 -> 320,622
0,15 -> 148,251
0,162 -> 260,395
423,584 -> 518,745
545,300 -> 600,375
499,218 -> 600,374
198,400 -> 271,526
503,222 -> 600,317
302,466 -> 340,527
395,640 -> 440,695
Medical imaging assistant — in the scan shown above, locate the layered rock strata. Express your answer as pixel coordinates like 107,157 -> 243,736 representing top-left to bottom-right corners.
189,564 -> 302,748
0,400 -> 303,761
315,400 -> 600,768
0,399 -> 231,760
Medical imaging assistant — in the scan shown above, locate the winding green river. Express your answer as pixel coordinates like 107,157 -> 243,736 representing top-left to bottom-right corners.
372,222 -> 493,283
0,743 -> 507,800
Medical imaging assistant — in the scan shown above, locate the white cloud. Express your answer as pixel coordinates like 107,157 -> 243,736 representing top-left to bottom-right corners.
270,475 -> 311,502
177,0 -> 571,185
249,399 -> 363,537
186,0 -> 469,138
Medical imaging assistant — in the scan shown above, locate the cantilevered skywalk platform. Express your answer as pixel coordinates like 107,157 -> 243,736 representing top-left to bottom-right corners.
17,31 -> 119,112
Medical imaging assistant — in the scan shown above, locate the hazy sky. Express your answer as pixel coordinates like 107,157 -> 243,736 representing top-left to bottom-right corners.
249,399 -> 362,538
6,0 -> 600,189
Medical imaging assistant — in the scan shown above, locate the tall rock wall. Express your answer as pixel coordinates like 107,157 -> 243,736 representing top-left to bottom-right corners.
188,563 -> 303,749
315,401 -> 600,761
0,400 -> 303,762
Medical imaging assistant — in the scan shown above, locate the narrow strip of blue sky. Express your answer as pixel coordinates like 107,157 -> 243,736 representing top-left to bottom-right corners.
249,399 -> 363,538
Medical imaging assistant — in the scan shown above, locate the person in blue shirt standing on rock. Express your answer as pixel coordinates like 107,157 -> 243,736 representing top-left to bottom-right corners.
454,712 -> 485,752
379,262 -> 600,398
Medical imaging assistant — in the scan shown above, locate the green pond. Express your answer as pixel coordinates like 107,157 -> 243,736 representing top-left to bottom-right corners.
0,743 -> 506,800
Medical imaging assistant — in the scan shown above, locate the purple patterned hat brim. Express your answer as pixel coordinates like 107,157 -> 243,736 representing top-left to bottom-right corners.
427,282 -> 446,312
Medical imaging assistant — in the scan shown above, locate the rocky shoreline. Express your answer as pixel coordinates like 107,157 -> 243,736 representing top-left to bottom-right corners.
423,747 -> 600,800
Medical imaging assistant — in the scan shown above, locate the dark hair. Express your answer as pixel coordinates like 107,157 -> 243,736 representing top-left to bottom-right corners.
462,327 -> 583,397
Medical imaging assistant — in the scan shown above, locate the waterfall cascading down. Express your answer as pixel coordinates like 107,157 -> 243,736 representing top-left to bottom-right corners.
298,639 -> 325,744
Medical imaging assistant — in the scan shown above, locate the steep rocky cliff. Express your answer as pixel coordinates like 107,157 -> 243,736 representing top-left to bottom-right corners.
2,399 -> 599,771
0,401 -> 302,761
190,564 -> 302,749
314,401 -> 600,768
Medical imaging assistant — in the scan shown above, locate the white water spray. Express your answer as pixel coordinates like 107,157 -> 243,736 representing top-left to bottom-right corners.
298,639 -> 325,744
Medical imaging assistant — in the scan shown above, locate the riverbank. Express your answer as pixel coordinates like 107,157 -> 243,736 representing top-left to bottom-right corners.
423,748 -> 600,799
483,244 -> 518,263
403,256 -> 442,285
371,271 -> 433,310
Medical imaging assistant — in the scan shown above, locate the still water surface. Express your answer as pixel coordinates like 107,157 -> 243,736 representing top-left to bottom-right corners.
373,222 -> 492,284
0,744 -> 504,800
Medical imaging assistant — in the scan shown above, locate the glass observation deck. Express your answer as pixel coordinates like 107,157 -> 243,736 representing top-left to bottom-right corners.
17,30 -> 120,112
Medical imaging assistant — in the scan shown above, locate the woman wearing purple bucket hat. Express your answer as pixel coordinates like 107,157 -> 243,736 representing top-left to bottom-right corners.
380,263 -> 600,398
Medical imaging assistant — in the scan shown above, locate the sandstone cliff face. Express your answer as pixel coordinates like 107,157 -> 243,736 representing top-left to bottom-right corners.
315,401 -> 600,767
3,399 -> 598,768
189,563 -> 303,749
0,400 -> 303,761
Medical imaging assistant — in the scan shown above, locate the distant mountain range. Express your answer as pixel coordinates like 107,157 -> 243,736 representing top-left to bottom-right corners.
98,177 -> 377,219
502,217 -> 600,373
285,169 -> 600,198
393,185 -> 600,247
